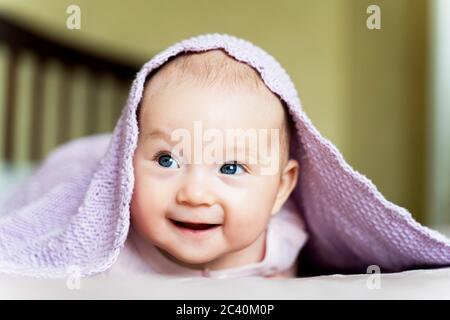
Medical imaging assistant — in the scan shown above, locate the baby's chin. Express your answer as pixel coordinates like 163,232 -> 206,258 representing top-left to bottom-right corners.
158,245 -> 223,269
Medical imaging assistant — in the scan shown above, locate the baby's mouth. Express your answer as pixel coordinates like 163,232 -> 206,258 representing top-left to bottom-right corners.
170,219 -> 221,231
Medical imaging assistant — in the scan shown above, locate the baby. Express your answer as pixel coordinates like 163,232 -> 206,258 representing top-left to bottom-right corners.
1,34 -> 449,279
109,50 -> 308,278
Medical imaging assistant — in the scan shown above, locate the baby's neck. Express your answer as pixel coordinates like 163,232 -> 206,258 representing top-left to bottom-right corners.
157,231 -> 267,271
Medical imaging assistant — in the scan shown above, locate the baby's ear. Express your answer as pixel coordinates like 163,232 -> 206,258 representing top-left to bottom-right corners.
271,159 -> 299,215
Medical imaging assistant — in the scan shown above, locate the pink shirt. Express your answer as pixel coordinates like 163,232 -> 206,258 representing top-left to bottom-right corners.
107,200 -> 308,279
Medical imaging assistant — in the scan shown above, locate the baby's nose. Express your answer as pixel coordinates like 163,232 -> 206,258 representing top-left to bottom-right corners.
176,167 -> 215,207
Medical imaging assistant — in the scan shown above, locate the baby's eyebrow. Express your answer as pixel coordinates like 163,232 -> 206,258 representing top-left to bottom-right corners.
144,128 -> 173,143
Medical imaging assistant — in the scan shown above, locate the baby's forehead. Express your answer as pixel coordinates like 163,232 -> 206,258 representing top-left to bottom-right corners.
142,80 -> 285,132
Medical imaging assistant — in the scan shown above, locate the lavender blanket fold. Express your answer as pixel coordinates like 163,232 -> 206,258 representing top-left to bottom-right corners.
1,34 -> 449,278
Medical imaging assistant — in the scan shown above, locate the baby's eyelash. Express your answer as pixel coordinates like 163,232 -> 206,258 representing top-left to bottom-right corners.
152,150 -> 171,161
224,161 -> 250,173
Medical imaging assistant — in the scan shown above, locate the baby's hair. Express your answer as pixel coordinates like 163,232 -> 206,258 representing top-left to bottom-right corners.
136,49 -> 294,166
146,49 -> 263,91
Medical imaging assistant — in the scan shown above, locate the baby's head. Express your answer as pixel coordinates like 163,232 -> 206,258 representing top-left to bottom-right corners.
131,49 -> 299,270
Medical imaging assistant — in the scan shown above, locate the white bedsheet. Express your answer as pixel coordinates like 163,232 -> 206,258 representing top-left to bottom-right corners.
0,267 -> 449,299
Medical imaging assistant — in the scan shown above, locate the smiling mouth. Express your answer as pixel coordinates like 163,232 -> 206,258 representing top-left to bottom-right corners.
170,219 -> 221,231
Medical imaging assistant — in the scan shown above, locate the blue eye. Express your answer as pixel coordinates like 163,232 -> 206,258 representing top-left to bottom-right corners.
220,162 -> 245,175
155,152 -> 179,169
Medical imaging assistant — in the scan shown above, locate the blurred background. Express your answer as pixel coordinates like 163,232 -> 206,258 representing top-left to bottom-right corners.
0,0 -> 448,226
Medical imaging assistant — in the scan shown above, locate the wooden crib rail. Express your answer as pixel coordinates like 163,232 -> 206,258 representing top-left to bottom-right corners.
0,14 -> 142,163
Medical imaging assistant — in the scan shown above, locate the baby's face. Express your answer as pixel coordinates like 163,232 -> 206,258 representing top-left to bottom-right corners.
131,78 -> 298,269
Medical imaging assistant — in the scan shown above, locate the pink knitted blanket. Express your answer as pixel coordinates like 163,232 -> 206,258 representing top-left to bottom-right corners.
1,34 -> 449,278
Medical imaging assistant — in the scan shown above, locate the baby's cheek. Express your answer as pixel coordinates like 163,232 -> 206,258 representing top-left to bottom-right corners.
131,176 -> 168,236
133,171 -> 168,210
223,209 -> 269,248
222,186 -> 276,247
131,194 -> 171,248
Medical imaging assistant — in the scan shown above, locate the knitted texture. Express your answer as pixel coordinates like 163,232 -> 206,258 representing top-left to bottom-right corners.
1,34 -> 449,278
